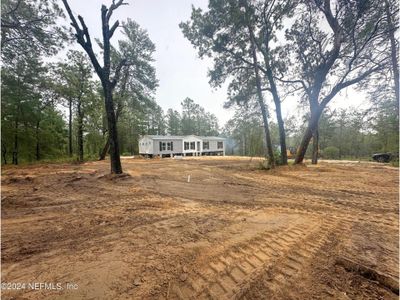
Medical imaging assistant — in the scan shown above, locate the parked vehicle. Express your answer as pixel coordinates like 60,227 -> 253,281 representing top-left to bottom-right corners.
372,152 -> 398,163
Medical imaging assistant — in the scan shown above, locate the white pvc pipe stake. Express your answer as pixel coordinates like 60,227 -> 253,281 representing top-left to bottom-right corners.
187,175 -> 191,183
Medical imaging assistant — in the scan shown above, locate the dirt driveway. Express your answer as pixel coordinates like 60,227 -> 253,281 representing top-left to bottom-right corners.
1,157 -> 399,299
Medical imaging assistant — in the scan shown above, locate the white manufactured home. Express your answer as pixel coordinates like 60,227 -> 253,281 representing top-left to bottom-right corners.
138,135 -> 225,157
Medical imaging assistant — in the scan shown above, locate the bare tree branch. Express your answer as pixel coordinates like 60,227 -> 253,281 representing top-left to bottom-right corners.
321,64 -> 386,108
106,0 -> 128,22
109,21 -> 119,38
111,58 -> 128,89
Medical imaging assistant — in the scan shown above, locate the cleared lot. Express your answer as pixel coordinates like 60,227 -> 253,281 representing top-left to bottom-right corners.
1,157 -> 399,299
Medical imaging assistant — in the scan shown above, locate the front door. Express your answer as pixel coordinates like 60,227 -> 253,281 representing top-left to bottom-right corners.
197,141 -> 200,153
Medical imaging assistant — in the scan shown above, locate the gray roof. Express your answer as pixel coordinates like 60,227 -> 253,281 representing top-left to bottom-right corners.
142,135 -> 225,140
146,135 -> 184,140
197,136 -> 226,140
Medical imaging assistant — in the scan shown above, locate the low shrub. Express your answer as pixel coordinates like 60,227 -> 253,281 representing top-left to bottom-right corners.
322,146 -> 340,159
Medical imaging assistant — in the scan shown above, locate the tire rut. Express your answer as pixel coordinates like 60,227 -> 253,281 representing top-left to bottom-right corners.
170,220 -> 334,299
238,220 -> 336,299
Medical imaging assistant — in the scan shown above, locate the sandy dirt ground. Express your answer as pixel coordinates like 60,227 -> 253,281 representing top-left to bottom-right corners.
1,157 -> 399,299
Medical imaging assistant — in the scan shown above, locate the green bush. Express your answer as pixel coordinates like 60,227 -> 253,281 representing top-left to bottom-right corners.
323,146 -> 340,159
391,157 -> 399,167
258,150 -> 284,170
273,149 -> 283,166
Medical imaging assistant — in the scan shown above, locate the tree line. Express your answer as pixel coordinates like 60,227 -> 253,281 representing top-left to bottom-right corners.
181,0 -> 398,167
1,0 -> 398,173
1,0 -> 217,169
223,102 -> 398,161
167,97 -> 219,136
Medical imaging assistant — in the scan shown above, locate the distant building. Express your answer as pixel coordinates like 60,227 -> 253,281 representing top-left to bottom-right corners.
138,135 -> 225,157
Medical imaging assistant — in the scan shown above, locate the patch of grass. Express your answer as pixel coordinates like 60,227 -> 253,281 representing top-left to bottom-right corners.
1,155 -> 100,167
35,157 -> 81,164
287,160 -> 295,166
339,156 -> 372,161
121,152 -> 133,156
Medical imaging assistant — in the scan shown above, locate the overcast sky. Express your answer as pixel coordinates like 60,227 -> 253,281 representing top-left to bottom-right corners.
64,0 -> 369,126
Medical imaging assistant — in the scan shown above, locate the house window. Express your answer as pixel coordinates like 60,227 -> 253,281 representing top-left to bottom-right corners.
217,141 -> 223,149
190,142 -> 195,150
159,142 -> 166,151
184,142 -> 189,150
203,141 -> 209,150
167,142 -> 173,151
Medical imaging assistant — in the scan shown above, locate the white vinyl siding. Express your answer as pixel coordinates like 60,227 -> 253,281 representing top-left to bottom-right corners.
159,141 -> 174,152
139,135 -> 223,155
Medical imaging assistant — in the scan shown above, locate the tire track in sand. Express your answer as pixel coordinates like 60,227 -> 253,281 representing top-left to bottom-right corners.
239,220 -> 337,299
170,219 -> 335,299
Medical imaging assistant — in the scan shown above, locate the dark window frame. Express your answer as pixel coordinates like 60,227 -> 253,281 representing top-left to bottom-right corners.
217,141 -> 223,149
167,142 -> 173,151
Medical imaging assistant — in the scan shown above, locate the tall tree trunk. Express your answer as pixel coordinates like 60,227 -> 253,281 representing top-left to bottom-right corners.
385,0 -> 399,114
104,85 -> 122,173
294,107 -> 322,164
275,101 -> 287,165
101,4 -> 122,174
98,98 -> 122,161
243,133 -> 246,156
13,82 -> 21,165
12,118 -> 18,165
2,142 -> 7,165
77,100 -> 84,163
245,6 -> 274,167
264,62 -> 287,165
99,138 -> 110,161
35,120 -> 40,161
259,100 -> 274,166
339,119 -> 343,159
311,129 -> 319,164
68,97 -> 73,157
61,0 -> 125,174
